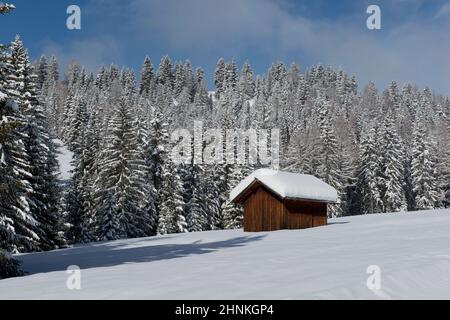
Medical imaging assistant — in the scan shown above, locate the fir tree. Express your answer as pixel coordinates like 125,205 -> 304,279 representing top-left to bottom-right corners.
9,38 -> 62,249
156,55 -> 173,89
0,3 -> 15,14
185,165 -> 207,232
36,55 -> 48,89
316,96 -> 343,217
238,62 -> 255,100
139,56 -> 154,97
214,58 -> 226,99
379,113 -> 406,212
411,123 -> 439,210
1,36 -> 37,252
157,162 -> 187,235
95,94 -> 154,240
222,165 -> 248,229
47,55 -> 59,83
357,127 -> 383,213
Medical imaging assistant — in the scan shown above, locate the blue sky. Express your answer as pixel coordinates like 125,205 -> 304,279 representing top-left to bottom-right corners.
2,0 -> 450,94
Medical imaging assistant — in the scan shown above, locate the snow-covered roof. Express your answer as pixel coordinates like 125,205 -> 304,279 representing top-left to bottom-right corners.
230,169 -> 338,203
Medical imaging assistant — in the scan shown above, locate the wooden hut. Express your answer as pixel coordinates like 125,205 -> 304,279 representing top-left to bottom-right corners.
230,169 -> 338,232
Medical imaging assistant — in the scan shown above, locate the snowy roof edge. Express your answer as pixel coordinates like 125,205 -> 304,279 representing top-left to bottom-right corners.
229,169 -> 339,203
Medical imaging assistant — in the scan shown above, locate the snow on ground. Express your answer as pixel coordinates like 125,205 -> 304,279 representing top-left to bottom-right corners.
1,209 -> 450,299
53,139 -> 74,181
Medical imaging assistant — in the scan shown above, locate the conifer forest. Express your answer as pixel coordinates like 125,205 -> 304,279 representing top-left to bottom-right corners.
2,11 -> 450,258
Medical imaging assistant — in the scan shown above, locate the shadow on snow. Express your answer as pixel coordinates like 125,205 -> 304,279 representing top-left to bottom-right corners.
16,234 -> 266,275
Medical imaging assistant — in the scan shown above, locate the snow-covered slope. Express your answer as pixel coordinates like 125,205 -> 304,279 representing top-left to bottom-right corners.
53,139 -> 74,181
1,210 -> 450,299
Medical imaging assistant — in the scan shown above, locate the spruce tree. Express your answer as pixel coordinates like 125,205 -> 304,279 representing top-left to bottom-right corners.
238,62 -> 255,100
185,165 -> 207,232
139,56 -> 154,97
157,162 -> 187,235
222,165 -> 248,229
357,127 -> 383,213
214,58 -> 226,99
156,55 -> 173,89
411,122 -> 438,210
1,36 -> 38,252
36,55 -> 48,89
9,38 -> 62,250
47,55 -> 59,83
379,113 -> 406,212
316,96 -> 343,217
95,94 -> 154,240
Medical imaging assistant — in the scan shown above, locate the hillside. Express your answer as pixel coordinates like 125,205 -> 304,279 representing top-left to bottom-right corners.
0,210 -> 450,299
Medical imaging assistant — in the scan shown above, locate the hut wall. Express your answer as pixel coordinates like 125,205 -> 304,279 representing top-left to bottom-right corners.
243,187 -> 328,232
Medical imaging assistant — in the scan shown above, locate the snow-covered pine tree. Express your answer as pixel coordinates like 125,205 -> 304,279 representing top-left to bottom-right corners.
65,94 -> 103,244
66,62 -> 82,91
8,39 -> 62,250
224,60 -> 238,91
173,63 -> 186,99
253,77 -> 271,128
139,56 -> 154,97
316,95 -> 343,217
157,161 -> 187,235
222,165 -> 248,229
40,72 -> 61,136
357,127 -> 383,214
183,61 -> 195,100
146,103 -> 169,217
36,55 -> 48,89
0,36 -> 38,252
95,93 -> 154,240
135,100 -> 158,235
65,147 -> 94,243
193,68 -> 209,107
47,55 -> 59,84
185,165 -> 207,232
201,163 -> 227,230
214,58 -> 226,100
0,248 -> 23,279
379,112 -> 406,212
0,3 -> 15,14
94,65 -> 108,91
238,62 -> 255,100
411,122 -> 439,210
65,91 -> 88,152
156,55 -> 173,90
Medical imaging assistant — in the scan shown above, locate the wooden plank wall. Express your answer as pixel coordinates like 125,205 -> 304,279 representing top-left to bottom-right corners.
244,187 -> 285,232
284,199 -> 327,229
243,187 -> 328,232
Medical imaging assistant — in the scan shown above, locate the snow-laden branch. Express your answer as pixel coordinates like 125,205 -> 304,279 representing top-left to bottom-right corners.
0,3 -> 15,14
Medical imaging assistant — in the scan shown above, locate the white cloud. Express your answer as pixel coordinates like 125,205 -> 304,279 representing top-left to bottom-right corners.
72,0 -> 450,95
41,37 -> 122,74
435,3 -> 450,19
